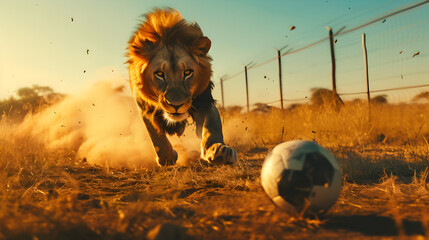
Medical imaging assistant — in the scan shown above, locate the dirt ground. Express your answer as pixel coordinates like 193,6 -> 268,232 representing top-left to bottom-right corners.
1,143 -> 428,240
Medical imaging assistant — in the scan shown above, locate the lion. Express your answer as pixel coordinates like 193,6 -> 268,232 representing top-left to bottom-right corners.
127,8 -> 237,166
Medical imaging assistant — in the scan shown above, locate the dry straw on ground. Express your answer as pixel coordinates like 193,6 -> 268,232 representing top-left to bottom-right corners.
0,84 -> 428,239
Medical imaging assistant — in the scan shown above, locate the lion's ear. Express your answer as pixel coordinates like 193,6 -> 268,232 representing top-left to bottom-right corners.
193,37 -> 211,56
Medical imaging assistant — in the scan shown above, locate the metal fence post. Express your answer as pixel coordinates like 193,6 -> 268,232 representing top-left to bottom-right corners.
327,26 -> 337,95
277,50 -> 284,110
244,66 -> 249,113
362,33 -> 371,121
220,77 -> 225,109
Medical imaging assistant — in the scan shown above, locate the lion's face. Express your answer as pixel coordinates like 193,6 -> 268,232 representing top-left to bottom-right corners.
130,40 -> 212,123
143,46 -> 199,122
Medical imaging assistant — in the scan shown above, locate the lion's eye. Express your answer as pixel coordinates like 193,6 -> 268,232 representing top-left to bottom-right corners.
154,71 -> 165,79
184,69 -> 193,78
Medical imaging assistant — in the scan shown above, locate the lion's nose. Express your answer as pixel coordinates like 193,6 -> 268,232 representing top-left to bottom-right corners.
165,88 -> 187,111
165,100 -> 184,112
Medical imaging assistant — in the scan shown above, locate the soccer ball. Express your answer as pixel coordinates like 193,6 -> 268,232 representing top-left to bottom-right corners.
261,140 -> 341,216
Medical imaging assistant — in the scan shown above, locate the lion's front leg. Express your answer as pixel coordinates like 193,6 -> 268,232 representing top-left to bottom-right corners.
192,104 -> 237,165
143,118 -> 177,166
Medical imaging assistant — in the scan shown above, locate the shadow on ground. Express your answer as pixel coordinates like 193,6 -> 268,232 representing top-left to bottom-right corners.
324,215 -> 425,236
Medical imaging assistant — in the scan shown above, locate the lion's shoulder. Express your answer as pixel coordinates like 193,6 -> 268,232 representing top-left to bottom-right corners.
190,81 -> 215,113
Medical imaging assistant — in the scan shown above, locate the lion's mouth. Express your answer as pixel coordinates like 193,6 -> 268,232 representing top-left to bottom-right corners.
164,112 -> 189,122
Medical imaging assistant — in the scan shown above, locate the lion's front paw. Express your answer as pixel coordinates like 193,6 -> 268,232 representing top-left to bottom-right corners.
203,143 -> 237,165
156,149 -> 178,166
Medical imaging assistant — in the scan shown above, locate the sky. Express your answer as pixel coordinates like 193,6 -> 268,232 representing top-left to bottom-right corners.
1,0 -> 428,107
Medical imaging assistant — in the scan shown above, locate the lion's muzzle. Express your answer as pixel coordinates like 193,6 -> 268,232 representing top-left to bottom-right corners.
162,88 -> 191,114
160,88 -> 192,122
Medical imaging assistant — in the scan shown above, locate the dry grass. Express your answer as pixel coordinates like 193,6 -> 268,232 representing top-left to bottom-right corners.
224,102 -> 429,148
0,102 -> 428,239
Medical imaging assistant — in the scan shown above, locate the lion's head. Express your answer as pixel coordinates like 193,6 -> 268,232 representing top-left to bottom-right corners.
127,8 -> 212,123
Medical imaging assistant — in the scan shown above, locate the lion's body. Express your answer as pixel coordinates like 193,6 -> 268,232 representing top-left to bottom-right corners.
127,8 -> 237,166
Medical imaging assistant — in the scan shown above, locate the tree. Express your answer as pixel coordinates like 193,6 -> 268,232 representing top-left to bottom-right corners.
371,95 -> 388,104
0,85 -> 64,121
252,103 -> 273,113
310,88 -> 343,111
412,91 -> 429,102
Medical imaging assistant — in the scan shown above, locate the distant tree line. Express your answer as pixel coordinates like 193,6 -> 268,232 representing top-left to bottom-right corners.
219,89 -> 429,114
0,85 -> 64,121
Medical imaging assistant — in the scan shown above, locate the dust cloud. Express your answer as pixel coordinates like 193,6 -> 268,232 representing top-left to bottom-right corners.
1,80 -> 256,169
222,116 -> 253,149
7,81 -> 201,169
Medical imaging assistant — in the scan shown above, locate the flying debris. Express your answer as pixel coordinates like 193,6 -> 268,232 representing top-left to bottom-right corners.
264,76 -> 267,79
71,17 -> 74,22
87,49 -> 89,55
382,19 -> 386,23
334,39 -> 338,43
84,70 -> 86,73
290,26 -> 296,31
399,51 -> 403,54
401,74 -> 403,79
412,51 -> 420,57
